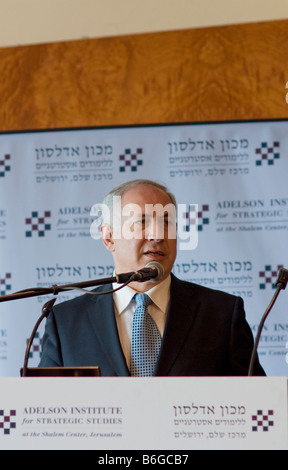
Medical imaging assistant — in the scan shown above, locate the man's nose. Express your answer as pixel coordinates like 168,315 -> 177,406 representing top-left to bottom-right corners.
146,219 -> 164,241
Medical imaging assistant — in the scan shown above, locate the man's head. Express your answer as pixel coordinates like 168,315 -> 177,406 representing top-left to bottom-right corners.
101,179 -> 177,292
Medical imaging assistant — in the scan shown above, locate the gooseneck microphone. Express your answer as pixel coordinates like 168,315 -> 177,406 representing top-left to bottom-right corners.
0,262 -> 165,303
116,262 -> 164,284
248,267 -> 288,376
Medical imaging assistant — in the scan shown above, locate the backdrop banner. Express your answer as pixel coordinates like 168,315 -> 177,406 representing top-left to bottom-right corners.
0,120 -> 287,377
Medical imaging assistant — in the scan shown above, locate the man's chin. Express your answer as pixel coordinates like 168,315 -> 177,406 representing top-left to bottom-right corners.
128,276 -> 166,293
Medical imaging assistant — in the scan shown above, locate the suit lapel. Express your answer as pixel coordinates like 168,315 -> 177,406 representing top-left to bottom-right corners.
87,284 -> 129,376
156,275 -> 199,376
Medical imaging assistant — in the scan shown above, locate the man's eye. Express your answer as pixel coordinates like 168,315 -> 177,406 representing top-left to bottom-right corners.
164,217 -> 174,226
134,219 -> 146,226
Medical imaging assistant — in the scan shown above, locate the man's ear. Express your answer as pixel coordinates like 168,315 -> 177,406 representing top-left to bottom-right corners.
101,223 -> 115,252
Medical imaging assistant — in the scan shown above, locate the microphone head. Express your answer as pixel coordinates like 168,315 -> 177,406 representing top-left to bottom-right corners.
276,268 -> 288,290
145,262 -> 164,282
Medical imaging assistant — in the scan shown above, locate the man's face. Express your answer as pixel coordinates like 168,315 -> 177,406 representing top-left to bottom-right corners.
101,185 -> 177,291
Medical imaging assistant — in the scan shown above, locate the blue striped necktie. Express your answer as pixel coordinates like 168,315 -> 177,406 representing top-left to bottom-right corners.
130,293 -> 162,377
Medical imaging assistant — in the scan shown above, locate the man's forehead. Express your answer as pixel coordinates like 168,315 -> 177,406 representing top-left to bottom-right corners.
122,203 -> 174,217
121,185 -> 172,205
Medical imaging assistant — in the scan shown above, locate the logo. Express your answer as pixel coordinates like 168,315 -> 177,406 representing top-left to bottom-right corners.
25,211 -> 52,238
252,410 -> 274,432
259,265 -> 283,289
119,148 -> 143,172
0,273 -> 12,296
0,410 -> 16,435
0,154 -> 11,178
27,332 -> 42,360
255,142 -> 280,166
183,204 -> 209,232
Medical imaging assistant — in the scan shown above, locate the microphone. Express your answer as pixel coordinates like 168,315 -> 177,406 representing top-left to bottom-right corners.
275,267 -> 288,290
116,262 -> 164,284
248,267 -> 288,376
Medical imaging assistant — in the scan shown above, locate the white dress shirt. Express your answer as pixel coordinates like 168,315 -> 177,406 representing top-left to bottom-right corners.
113,275 -> 171,370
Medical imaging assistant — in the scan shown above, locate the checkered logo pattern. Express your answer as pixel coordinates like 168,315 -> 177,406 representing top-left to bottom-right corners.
259,265 -> 283,289
252,410 -> 274,432
0,410 -> 16,435
27,332 -> 42,360
25,211 -> 51,237
0,273 -> 12,296
119,148 -> 143,172
0,154 -> 11,177
183,204 -> 209,232
255,142 -> 280,166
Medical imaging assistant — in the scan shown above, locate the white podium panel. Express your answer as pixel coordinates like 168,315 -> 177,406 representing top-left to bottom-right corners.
0,377 -> 287,450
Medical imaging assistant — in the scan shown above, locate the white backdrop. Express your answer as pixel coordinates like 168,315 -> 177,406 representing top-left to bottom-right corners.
0,120 -> 287,377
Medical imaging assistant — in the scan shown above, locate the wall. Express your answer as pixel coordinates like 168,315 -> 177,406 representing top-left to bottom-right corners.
0,19 -> 287,132
0,0 -> 288,47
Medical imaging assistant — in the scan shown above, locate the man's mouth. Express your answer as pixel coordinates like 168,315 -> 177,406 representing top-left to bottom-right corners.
144,250 -> 165,258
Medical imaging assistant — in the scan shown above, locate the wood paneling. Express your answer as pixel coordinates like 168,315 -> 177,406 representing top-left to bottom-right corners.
0,19 -> 288,131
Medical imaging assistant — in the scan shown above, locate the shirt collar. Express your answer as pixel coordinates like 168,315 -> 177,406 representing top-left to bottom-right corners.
113,275 -> 171,315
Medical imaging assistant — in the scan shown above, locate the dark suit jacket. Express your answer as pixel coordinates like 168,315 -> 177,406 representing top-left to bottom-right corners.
39,274 -> 265,376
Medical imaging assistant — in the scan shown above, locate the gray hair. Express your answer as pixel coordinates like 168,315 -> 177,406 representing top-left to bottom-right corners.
102,179 -> 177,226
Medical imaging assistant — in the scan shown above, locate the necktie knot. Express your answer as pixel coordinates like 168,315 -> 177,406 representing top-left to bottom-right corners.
135,293 -> 152,309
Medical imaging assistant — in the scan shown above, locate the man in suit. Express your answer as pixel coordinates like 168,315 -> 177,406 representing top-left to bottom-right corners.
39,179 -> 265,376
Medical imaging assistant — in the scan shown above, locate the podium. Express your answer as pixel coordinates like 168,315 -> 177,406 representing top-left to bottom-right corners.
0,377 -> 287,450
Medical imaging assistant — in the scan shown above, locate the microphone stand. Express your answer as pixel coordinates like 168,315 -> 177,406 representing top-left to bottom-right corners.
248,268 -> 288,376
22,298 -> 57,377
0,265 -> 158,304
0,275 -> 119,303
